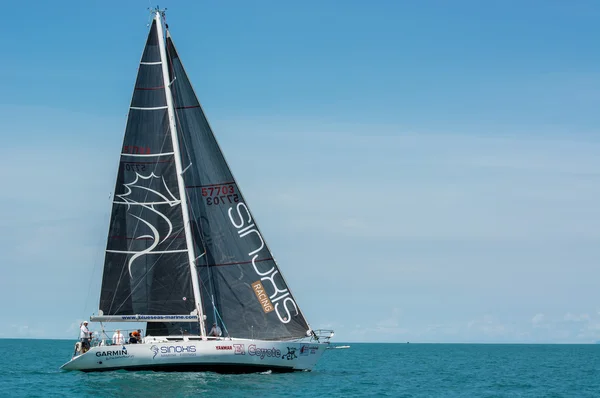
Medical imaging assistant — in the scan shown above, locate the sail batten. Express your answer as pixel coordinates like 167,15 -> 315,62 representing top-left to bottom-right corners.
106,249 -> 188,254
129,106 -> 169,110
121,151 -> 174,157
113,201 -> 178,206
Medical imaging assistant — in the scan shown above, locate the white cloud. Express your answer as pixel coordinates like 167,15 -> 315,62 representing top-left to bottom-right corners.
467,315 -> 508,337
376,308 -> 403,329
1,105 -> 599,342
244,131 -> 600,243
341,308 -> 409,342
5,324 -> 46,338
563,313 -> 591,322
531,313 -> 545,325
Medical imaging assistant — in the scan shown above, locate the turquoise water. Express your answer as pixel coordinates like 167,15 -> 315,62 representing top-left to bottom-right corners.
1,339 -> 600,397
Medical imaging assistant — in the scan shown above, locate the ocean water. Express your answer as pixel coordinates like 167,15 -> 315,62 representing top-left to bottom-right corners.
1,340 -> 599,397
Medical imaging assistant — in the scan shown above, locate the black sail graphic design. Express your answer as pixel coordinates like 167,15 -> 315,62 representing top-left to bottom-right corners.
99,20 -> 195,317
166,31 -> 310,340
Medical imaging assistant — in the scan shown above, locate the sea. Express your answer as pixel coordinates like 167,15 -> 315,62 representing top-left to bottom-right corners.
1,339 -> 599,397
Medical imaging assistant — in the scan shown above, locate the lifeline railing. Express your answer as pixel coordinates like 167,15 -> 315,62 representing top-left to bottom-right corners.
73,328 -> 146,356
311,329 -> 335,343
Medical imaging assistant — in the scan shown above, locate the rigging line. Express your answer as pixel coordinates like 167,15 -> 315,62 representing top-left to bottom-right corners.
106,12 -> 166,314
169,88 -> 207,322
115,226 -> 186,314
181,162 -> 192,175
146,3 -> 154,27
109,143 -> 166,312
161,6 -> 168,27
107,127 -> 174,313
184,186 -> 216,302
172,31 -> 311,331
109,116 -> 188,313
173,103 -> 231,335
102,111 -> 137,314
82,191 -> 114,315
152,257 -> 194,314
181,179 -> 218,319
108,132 -> 167,312
168,49 -> 213,313
196,263 -> 230,337
168,63 -> 209,266
180,189 -> 216,326
168,48 -> 220,295
107,16 -> 156,313
165,42 -> 197,231
167,40 -> 196,169
110,134 -> 175,313
111,230 -> 172,314
168,39 -> 223,329
111,225 -> 186,314
211,296 -> 230,337
170,97 -> 210,322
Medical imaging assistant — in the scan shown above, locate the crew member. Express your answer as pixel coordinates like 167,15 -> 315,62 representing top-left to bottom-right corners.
128,332 -> 138,344
208,322 -> 222,337
79,321 -> 92,352
112,329 -> 124,345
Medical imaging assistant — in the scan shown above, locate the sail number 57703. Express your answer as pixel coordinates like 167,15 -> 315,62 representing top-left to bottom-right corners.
202,185 -> 239,206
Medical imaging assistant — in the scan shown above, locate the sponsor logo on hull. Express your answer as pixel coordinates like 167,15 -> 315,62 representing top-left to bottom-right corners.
233,344 -> 245,355
282,347 -> 297,360
247,344 -> 281,360
95,346 -> 133,361
150,345 -> 197,359
300,344 -> 319,356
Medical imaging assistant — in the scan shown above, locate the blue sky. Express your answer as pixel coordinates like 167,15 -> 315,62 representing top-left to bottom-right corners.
0,0 -> 599,342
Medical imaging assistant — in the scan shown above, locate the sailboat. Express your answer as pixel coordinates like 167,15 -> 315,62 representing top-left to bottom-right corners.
61,8 -> 333,372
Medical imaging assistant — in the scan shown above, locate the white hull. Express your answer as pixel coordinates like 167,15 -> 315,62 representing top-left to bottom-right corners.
61,338 -> 327,373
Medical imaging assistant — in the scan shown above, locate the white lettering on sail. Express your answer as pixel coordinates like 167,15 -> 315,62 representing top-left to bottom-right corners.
262,270 -> 288,299
239,228 -> 264,256
275,297 -> 299,324
228,202 -> 251,228
229,202 -> 298,324
271,291 -> 290,303
252,255 -> 274,276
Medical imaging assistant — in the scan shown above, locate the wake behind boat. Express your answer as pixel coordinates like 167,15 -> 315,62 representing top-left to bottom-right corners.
61,8 -> 332,373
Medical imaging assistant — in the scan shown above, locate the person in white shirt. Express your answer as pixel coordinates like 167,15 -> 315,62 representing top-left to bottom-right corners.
79,321 -> 92,352
112,329 -> 125,345
208,322 -> 222,337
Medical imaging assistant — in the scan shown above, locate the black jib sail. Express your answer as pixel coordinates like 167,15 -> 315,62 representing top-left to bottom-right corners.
166,30 -> 311,340
98,20 -> 196,319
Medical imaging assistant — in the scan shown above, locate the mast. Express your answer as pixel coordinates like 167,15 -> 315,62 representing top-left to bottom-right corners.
154,9 -> 206,338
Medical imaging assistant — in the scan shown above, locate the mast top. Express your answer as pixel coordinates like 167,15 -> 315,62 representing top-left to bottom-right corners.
149,5 -> 167,19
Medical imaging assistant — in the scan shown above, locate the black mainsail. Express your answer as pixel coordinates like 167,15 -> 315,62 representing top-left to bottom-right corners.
99,20 -> 195,318
97,17 -> 311,341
